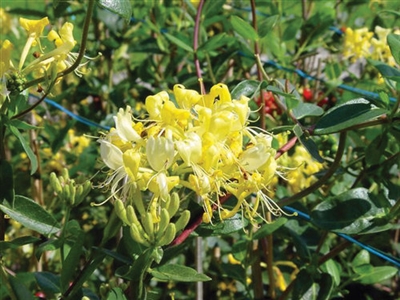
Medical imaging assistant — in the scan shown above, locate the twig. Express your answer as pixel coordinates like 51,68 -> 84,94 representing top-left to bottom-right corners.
193,0 -> 205,94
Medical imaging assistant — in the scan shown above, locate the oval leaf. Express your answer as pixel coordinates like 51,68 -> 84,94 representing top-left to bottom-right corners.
97,0 -> 132,22
0,195 -> 60,235
356,266 -> 398,284
34,272 -> 61,295
253,217 -> 287,240
310,188 -> 375,234
314,99 -> 388,134
292,102 -> 324,119
150,264 -> 211,282
230,15 -> 259,41
387,33 -> 400,65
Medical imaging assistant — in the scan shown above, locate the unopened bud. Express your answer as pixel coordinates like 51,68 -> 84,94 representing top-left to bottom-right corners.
126,205 -> 140,226
114,199 -> 128,225
167,192 -> 180,217
130,223 -> 151,247
141,212 -> 154,240
174,210 -> 190,232
157,223 -> 176,246
50,172 -> 62,194
155,208 -> 170,240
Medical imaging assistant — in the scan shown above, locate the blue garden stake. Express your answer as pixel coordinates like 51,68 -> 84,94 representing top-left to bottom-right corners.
283,206 -> 400,269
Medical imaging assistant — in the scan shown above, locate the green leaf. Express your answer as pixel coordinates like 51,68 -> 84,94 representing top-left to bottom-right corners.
317,273 -> 334,300
34,272 -> 61,295
369,59 -> 400,80
292,103 -> 324,119
0,159 -> 14,203
231,80 -> 267,99
0,195 -> 60,235
150,264 -> 211,282
7,125 -> 38,175
310,188 -> 390,234
9,275 -> 35,300
163,32 -> 194,52
197,214 -> 248,236
355,266 -> 398,284
230,15 -> 259,41
232,240 -> 247,262
365,133 -> 388,166
292,269 -> 314,300
35,239 -> 62,261
387,33 -> 400,65
320,260 -> 341,286
252,217 -> 287,240
197,33 -> 232,53
61,221 -> 85,293
293,124 -> 324,163
8,119 -> 40,130
106,287 -> 128,300
97,0 -> 132,22
352,249 -> 370,268
258,15 -> 279,38
314,99 -> 388,134
0,236 -> 41,252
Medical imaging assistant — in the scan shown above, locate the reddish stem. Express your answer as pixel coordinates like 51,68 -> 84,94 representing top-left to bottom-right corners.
170,194 -> 231,246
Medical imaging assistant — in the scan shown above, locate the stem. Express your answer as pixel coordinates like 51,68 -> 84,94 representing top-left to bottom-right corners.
170,194 -> 231,246
0,266 -> 17,300
250,0 -> 267,132
279,131 -> 347,207
24,0 -> 96,90
193,0 -> 205,94
11,80 -> 55,120
275,136 -> 298,159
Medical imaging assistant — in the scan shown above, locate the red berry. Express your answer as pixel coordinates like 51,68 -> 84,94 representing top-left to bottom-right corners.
256,91 -> 282,115
303,88 -> 313,102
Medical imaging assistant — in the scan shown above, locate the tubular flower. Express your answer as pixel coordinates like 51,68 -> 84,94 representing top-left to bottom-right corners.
343,26 -> 398,67
0,40 -> 13,99
23,22 -> 78,76
98,83 -> 290,231
343,27 -> 373,61
0,8 -> 11,35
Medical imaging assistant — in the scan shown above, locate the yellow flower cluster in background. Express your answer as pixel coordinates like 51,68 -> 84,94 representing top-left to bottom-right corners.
98,83 -> 289,247
343,26 -> 398,66
0,16 -> 77,99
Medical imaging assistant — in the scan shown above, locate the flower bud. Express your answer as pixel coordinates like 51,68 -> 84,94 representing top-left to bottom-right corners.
50,172 -> 62,194
155,208 -> 170,240
114,199 -> 128,225
130,223 -> 151,247
174,210 -> 190,232
141,212 -> 155,241
126,205 -> 140,227
157,223 -> 176,246
167,192 -> 180,217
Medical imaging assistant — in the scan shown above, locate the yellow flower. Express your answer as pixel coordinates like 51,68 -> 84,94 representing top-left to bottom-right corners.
0,40 -> 13,99
18,17 -> 49,70
0,8 -> 12,35
343,27 -> 373,61
98,83 -> 289,228
19,17 -> 49,38
23,22 -> 77,76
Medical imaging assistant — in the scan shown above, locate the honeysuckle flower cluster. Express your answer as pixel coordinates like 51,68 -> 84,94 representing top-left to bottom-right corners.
0,16 -> 96,100
98,83 -> 289,246
343,26 -> 398,66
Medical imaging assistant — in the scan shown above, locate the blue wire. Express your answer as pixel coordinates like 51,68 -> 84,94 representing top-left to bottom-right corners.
30,94 -> 111,131
44,98 -> 111,131
258,56 -> 398,103
283,206 -> 400,269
